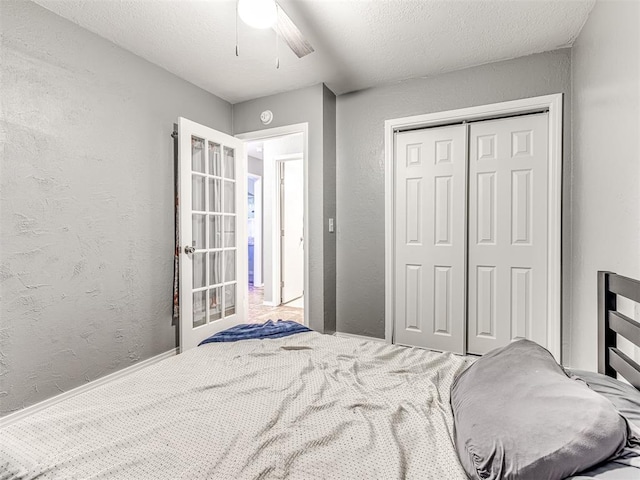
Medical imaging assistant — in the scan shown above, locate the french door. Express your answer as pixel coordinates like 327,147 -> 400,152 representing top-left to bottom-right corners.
178,118 -> 247,352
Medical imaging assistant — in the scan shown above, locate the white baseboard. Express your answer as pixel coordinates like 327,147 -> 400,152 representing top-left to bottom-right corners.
334,332 -> 387,343
0,348 -> 178,428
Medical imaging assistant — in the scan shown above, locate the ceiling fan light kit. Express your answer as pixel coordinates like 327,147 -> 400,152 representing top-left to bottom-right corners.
236,0 -> 315,61
238,0 -> 278,29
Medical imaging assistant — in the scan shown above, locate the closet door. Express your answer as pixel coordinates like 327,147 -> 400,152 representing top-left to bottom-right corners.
467,113 -> 549,355
394,125 -> 467,354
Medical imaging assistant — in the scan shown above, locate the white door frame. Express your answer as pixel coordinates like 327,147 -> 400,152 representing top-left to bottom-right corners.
236,123 -> 309,327
248,173 -> 262,287
384,94 -> 563,361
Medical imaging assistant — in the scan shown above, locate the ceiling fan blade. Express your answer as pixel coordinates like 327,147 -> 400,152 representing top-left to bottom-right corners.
274,4 -> 314,58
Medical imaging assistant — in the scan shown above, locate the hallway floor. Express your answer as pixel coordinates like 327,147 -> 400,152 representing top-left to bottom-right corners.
248,285 -> 304,324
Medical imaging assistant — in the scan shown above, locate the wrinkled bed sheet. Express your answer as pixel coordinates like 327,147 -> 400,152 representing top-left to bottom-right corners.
0,332 -> 473,479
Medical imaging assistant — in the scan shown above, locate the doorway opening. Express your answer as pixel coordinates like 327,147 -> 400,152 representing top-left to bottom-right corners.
244,130 -> 306,325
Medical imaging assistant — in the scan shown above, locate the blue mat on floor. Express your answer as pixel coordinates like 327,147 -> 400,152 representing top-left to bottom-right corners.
198,320 -> 311,345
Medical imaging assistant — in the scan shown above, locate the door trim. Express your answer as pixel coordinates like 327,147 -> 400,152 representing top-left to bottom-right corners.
236,123 -> 309,327
384,94 -> 563,361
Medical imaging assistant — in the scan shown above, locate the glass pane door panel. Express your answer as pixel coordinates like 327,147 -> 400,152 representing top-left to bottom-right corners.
209,215 -> 222,248
209,142 -> 222,177
209,251 -> 222,286
209,178 -> 222,212
192,137 -> 205,173
224,216 -> 236,247
180,118 -> 245,351
209,287 -> 222,322
224,250 -> 236,282
192,214 -> 206,249
193,291 -> 206,328
192,175 -> 205,211
193,253 -> 206,289
223,147 -> 235,179
223,181 -> 235,213
224,284 -> 236,316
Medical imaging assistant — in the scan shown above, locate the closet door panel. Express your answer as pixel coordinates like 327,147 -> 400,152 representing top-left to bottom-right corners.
394,125 -> 467,354
468,113 -> 549,354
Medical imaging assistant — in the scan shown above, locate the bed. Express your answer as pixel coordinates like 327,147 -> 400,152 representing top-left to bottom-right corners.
0,271 -> 639,479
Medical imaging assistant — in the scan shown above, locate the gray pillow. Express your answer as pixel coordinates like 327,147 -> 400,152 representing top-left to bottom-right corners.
568,369 -> 640,429
451,340 -> 628,480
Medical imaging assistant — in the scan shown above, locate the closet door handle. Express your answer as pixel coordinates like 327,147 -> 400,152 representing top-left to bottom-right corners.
184,245 -> 195,255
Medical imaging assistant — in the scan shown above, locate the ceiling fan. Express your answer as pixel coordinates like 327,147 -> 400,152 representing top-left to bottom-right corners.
236,0 -> 314,59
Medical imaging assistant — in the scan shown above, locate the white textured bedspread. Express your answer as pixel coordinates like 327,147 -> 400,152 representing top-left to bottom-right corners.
1,332 -> 473,479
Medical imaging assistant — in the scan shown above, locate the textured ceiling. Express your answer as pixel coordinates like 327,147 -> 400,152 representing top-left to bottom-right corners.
32,0 -> 595,104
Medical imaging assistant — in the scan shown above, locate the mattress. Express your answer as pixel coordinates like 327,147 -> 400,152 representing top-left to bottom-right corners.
0,332 -> 473,479
3,333 -> 639,479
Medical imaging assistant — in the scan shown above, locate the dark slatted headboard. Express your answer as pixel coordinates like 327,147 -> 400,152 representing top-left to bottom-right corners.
598,271 -> 640,390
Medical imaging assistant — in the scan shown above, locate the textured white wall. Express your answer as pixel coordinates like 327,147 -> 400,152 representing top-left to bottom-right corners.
336,50 -> 573,350
570,0 -> 640,370
0,0 -> 232,415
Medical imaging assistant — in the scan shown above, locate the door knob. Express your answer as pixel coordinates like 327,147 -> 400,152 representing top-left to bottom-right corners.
184,245 -> 196,255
